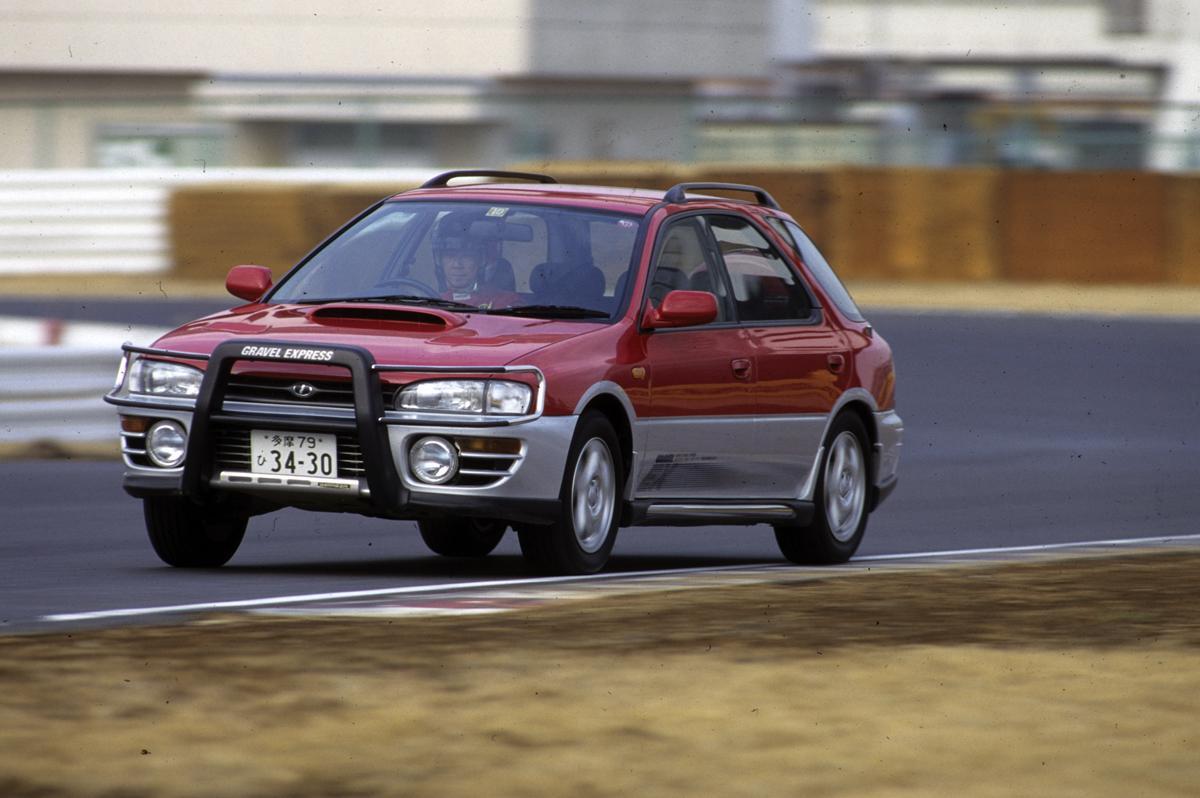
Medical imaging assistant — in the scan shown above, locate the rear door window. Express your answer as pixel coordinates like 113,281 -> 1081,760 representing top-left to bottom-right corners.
706,215 -> 815,323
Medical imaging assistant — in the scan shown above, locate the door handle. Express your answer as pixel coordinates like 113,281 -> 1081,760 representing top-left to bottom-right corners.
731,358 -> 752,380
827,353 -> 846,374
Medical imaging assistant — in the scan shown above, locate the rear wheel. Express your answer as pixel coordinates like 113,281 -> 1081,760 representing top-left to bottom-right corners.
143,497 -> 247,568
418,517 -> 507,558
517,412 -> 622,575
774,412 -> 870,565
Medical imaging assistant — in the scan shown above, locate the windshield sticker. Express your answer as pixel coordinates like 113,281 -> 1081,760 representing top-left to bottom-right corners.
485,207 -> 509,217
618,219 -> 636,228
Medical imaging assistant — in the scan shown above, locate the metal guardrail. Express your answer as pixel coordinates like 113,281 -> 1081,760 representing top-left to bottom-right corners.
0,168 -> 435,276
0,347 -> 121,444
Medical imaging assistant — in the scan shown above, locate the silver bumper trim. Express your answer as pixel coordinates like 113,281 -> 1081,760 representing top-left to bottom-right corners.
873,409 -> 904,486
212,470 -> 370,498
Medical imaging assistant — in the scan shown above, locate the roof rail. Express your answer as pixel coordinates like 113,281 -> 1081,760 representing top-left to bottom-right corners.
662,182 -> 781,210
420,170 -> 558,189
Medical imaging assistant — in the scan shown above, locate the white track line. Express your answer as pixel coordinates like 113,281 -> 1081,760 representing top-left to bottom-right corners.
854,533 -> 1200,562
41,563 -> 774,623
41,533 -> 1200,624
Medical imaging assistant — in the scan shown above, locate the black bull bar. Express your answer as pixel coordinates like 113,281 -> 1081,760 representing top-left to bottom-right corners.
181,340 -> 406,510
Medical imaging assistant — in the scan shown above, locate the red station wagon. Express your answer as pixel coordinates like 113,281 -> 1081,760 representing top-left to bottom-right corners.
106,170 -> 903,575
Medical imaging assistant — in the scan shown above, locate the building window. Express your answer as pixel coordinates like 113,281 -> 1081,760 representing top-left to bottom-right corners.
1106,0 -> 1146,35
94,124 -> 226,169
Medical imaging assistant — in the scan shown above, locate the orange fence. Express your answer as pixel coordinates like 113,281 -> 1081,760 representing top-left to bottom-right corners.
168,167 -> 1200,285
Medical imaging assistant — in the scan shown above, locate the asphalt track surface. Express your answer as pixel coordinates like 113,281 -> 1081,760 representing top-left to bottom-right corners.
2,307 -> 1199,632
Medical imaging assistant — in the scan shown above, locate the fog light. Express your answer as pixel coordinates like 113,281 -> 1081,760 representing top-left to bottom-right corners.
409,436 -> 458,485
146,420 -> 187,468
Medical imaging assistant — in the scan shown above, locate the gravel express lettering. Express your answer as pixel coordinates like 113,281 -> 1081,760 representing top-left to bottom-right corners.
239,345 -> 335,362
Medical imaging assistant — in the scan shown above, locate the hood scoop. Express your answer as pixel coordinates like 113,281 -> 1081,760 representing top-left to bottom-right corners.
309,303 -> 466,330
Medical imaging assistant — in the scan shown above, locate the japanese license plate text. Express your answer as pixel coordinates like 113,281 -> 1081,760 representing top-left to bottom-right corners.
250,430 -> 337,477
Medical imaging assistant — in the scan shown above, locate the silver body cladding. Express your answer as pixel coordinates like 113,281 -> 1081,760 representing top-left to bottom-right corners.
115,402 -> 902,508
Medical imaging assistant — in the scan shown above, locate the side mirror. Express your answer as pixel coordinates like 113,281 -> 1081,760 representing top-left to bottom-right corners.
643,290 -> 719,329
226,265 -> 273,302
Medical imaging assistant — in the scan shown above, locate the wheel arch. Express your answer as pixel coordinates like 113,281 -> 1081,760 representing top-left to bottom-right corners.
577,393 -> 634,480
822,388 -> 879,441
823,389 -> 883,508
836,399 -> 878,451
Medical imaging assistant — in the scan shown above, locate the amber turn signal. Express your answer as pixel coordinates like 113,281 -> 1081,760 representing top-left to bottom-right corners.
120,416 -> 151,433
453,437 -> 522,455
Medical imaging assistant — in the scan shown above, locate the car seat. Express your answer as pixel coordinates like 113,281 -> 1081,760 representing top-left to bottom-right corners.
482,257 -> 516,293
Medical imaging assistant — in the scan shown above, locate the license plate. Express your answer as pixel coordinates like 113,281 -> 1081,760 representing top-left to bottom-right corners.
250,430 -> 337,477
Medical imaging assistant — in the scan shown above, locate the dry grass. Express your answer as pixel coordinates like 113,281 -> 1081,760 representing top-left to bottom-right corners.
1,551 -> 1198,797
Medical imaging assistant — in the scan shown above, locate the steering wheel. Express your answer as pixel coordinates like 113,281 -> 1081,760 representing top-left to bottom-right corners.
370,277 -> 439,298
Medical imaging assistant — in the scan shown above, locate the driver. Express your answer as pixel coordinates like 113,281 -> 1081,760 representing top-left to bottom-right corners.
433,214 -> 518,309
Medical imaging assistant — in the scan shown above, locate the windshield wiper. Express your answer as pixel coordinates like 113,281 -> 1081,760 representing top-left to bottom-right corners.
296,295 -> 479,311
486,304 -> 610,319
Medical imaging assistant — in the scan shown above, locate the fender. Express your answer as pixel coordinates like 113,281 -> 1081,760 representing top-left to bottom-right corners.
572,380 -> 642,500
795,388 -> 882,502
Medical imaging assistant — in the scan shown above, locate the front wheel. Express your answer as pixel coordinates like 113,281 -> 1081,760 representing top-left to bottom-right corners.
774,412 -> 870,565
143,497 -> 248,568
517,412 -> 622,575
418,517 -> 507,558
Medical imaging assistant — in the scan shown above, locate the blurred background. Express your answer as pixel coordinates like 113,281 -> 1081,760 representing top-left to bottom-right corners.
3,0 -> 1200,280
1,0 -> 1199,448
5,0 -> 1200,171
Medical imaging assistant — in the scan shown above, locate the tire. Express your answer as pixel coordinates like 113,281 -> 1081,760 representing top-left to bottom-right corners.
774,412 -> 871,565
143,496 -> 247,568
517,412 -> 622,575
418,516 -> 507,558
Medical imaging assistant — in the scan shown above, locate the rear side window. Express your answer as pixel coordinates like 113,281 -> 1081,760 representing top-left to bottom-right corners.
707,215 -> 814,323
772,219 -> 867,323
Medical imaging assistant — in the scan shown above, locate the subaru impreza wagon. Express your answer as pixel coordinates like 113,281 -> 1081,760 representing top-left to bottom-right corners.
107,170 -> 902,574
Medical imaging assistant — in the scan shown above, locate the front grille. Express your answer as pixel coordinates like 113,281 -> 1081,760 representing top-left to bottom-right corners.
223,376 -> 395,410
213,427 -> 365,478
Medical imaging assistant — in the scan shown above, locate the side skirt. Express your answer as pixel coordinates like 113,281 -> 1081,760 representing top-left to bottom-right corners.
623,500 -> 815,528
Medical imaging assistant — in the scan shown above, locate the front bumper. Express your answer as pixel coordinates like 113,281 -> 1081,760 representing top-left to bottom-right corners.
107,340 -> 573,524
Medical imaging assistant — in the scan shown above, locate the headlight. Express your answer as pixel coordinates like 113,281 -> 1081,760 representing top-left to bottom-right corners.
128,359 -> 204,397
397,379 -> 532,415
485,381 -> 532,414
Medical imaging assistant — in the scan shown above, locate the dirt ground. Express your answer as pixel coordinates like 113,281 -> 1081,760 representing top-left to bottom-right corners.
1,550 -> 1198,797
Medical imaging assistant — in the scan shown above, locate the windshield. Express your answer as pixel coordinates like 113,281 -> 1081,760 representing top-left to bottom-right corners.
268,200 -> 643,320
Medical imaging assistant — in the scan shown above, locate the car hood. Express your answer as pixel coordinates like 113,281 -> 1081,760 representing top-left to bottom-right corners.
152,302 -> 604,368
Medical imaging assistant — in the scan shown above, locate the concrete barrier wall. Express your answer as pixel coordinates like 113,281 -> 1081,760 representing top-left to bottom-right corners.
167,167 -> 1200,285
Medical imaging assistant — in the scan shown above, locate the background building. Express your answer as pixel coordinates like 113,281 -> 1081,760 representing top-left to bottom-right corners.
0,0 -> 1197,170
0,0 -> 774,168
